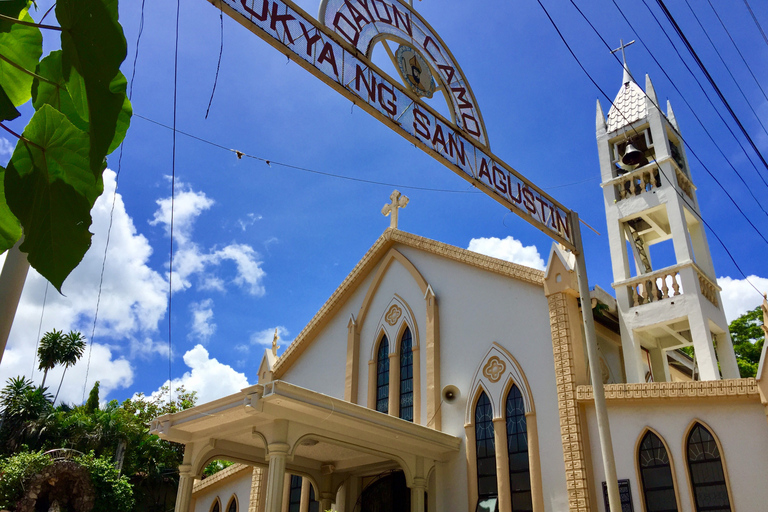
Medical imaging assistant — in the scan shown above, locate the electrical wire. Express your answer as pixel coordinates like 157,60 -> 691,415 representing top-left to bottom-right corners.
30,282 -> 48,379
205,5 -> 224,120
83,0 -> 147,403
706,0 -> 768,105
168,0 -> 181,405
535,0 -> 764,297
571,0 -> 768,221
743,0 -> 768,48
654,0 -> 768,178
680,0 -> 768,140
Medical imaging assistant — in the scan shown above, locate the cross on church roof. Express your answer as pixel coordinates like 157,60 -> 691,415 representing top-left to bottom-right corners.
382,190 -> 409,229
611,39 -> 635,66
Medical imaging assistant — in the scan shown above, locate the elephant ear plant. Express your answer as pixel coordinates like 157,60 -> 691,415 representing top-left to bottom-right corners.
0,0 -> 131,292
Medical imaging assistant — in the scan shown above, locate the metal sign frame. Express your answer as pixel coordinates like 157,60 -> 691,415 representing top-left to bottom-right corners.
208,0 -> 576,251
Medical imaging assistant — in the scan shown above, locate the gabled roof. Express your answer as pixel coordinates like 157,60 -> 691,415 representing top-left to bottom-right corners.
273,228 -> 544,377
606,64 -> 647,133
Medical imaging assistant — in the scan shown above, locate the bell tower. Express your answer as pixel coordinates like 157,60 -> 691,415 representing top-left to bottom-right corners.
596,61 -> 739,382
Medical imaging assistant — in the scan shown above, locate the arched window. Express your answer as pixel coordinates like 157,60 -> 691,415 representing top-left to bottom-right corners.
226,496 -> 237,512
506,385 -> 532,511
210,498 -> 221,512
686,423 -> 731,512
308,484 -> 320,512
399,327 -> 413,421
376,336 -> 390,413
288,475 -> 302,512
475,391 -> 498,511
638,431 -> 677,512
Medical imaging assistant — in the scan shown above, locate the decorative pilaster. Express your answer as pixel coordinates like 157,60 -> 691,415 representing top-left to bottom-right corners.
248,467 -> 263,512
264,443 -> 290,512
175,464 -> 195,512
425,286 -> 441,429
548,293 -> 591,512
345,315 -> 359,403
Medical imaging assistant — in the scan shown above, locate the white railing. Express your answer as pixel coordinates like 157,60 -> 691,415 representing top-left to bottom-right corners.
616,262 -> 720,308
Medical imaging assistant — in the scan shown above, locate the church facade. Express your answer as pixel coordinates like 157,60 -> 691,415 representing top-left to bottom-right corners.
152,66 -> 768,512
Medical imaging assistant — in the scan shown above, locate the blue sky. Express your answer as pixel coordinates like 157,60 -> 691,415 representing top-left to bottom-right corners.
1,0 -> 767,405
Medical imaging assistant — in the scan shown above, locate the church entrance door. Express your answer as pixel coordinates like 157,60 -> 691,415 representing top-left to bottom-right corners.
359,471 -> 410,512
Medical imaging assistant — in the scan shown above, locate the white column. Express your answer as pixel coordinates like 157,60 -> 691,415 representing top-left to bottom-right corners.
715,332 -> 740,379
175,464 -> 195,512
0,241 -> 30,365
649,346 -> 671,382
410,477 -> 426,512
264,443 -> 290,512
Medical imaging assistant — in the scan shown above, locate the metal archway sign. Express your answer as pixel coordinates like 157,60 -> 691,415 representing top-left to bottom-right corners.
207,0 -> 576,251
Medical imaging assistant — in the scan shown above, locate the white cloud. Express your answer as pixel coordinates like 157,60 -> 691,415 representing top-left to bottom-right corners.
149,344 -> 250,404
717,275 -> 768,323
0,170 -> 167,404
467,236 -> 546,270
0,137 -> 14,160
189,299 -> 216,343
237,213 -> 262,231
150,182 -> 267,296
250,326 -> 289,348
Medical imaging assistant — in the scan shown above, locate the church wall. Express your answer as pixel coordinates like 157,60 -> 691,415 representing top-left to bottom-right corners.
192,470 -> 254,512
396,246 -> 569,512
582,399 -> 768,512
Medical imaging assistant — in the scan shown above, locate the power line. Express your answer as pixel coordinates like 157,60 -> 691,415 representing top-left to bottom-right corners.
654,0 -> 768,178
535,0 -> 763,297
680,0 -> 768,141
743,0 -> 768,48
571,0 -> 768,221
168,0 -> 181,405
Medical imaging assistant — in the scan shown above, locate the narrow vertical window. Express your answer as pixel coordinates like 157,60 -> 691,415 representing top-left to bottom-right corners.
376,336 -> 390,413
308,484 -> 320,512
506,385 -> 532,511
288,475 -> 302,512
399,327 -> 414,421
475,391 -> 498,511
639,431 -> 678,512
687,423 -> 731,512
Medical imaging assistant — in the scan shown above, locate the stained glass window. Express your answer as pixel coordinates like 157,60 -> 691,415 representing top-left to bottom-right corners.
639,431 -> 677,512
399,327 -> 413,422
226,497 -> 237,512
376,336 -> 390,413
475,391 -> 498,503
687,423 -> 731,512
506,385 -> 532,511
288,475 -> 302,512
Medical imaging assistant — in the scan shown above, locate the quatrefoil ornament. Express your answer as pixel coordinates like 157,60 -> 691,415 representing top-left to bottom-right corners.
386,305 -> 402,326
483,356 -> 506,383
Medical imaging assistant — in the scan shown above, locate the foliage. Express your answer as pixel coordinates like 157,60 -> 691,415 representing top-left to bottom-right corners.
85,380 -> 100,414
37,329 -> 65,388
0,0 -> 131,292
203,459 -> 235,477
729,305 -> 765,378
0,377 -> 53,453
74,452 -> 134,512
54,330 -> 87,402
0,449 -> 53,509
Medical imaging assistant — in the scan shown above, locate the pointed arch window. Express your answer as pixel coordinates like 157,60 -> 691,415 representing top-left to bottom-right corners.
210,499 -> 221,512
226,496 -> 237,512
686,423 -> 731,512
638,431 -> 677,512
506,385 -> 532,511
399,327 -> 413,421
376,336 -> 390,413
475,391 -> 498,511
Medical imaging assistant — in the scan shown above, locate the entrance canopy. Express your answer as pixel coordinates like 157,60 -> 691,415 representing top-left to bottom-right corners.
151,380 -> 460,491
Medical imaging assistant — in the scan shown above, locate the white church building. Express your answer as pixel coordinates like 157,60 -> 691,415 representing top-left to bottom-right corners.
151,56 -> 768,512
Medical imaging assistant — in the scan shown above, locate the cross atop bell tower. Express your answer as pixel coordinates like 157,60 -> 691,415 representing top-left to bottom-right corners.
596,61 -> 739,382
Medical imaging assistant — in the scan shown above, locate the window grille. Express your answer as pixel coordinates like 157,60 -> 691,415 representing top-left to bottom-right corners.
506,385 -> 532,511
475,391 -> 498,503
399,327 -> 413,421
639,431 -> 678,512
288,475 -> 302,512
687,424 -> 731,512
376,336 -> 390,413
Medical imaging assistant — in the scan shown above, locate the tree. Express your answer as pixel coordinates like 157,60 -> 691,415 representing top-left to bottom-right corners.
729,305 -> 765,378
53,330 -> 87,403
85,381 -> 100,414
0,376 -> 53,452
37,329 -> 65,388
0,0 -> 131,291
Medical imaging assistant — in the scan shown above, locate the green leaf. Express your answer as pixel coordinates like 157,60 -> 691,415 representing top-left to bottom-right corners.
5,104 -> 102,291
33,51 -> 132,153
0,83 -> 20,121
57,0 -> 127,174
0,0 -> 30,33
0,165 -> 22,253
0,8 -> 42,107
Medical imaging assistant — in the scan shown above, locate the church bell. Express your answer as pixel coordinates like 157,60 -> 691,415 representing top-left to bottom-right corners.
621,142 -> 646,167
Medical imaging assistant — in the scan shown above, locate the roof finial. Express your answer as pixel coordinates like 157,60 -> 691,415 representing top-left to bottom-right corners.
382,190 -> 409,229
611,39 -> 636,85
271,328 -> 280,356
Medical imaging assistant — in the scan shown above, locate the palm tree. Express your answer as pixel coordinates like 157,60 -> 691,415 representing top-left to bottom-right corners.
53,331 -> 87,403
37,329 -> 65,388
